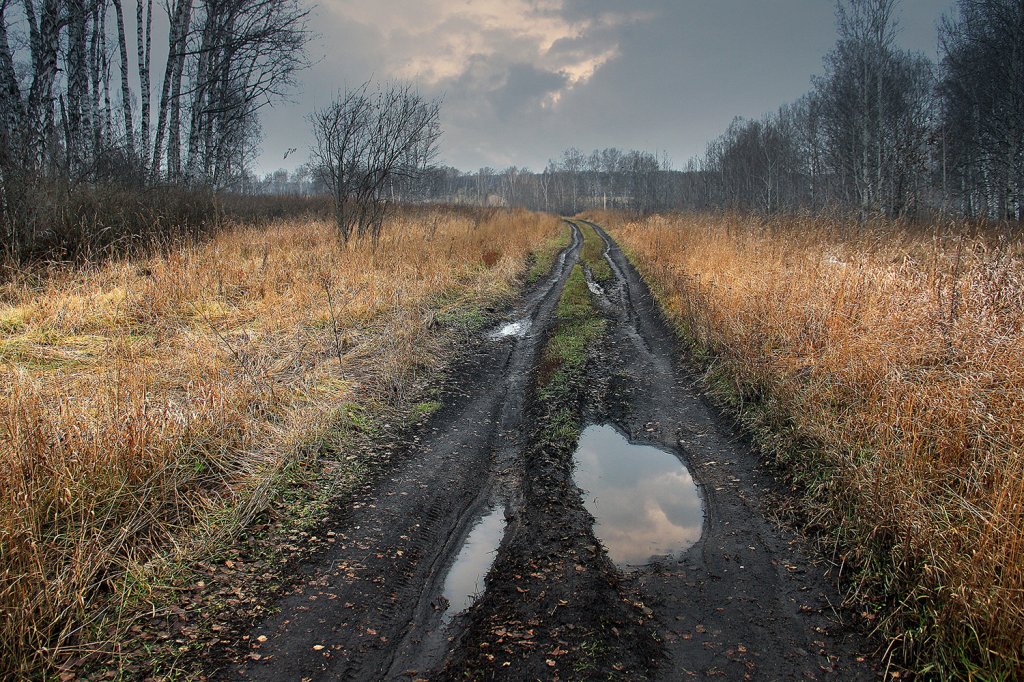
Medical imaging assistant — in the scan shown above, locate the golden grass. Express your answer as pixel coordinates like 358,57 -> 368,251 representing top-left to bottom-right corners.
0,207 -> 561,677
596,210 -> 1024,676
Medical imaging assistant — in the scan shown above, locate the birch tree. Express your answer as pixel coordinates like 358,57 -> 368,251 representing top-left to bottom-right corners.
940,0 -> 1024,220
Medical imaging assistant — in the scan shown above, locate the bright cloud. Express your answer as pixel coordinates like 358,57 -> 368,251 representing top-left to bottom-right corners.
319,0 -> 638,103
258,0 -> 953,173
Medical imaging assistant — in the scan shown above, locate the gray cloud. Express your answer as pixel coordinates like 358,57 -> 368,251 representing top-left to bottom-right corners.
257,0 -> 955,174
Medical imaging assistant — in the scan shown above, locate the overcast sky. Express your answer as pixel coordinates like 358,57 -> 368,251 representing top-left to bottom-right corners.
257,0 -> 955,175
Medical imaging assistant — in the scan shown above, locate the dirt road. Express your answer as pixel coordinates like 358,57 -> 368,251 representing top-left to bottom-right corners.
225,221 -> 875,680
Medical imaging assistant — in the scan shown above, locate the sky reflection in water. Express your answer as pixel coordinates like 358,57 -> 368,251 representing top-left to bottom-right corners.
441,504 -> 506,622
573,424 -> 703,566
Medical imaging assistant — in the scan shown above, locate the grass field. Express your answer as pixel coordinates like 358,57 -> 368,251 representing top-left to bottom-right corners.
0,207 -> 563,677
593,210 -> 1024,677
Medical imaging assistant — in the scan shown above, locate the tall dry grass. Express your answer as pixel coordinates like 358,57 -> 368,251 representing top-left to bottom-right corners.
0,207 -> 561,677
597,210 -> 1024,676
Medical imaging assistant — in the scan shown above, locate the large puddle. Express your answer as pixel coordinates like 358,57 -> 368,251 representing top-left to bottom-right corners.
440,504 -> 506,623
573,424 -> 703,566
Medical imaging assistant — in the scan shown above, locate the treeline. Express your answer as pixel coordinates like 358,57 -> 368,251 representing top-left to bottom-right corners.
694,0 -> 1022,221
412,148 -> 677,215
0,0 -> 309,261
252,148 -> 681,217
252,0 -> 1019,223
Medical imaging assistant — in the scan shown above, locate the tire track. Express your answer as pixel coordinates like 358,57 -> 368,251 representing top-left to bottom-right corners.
225,224 -> 582,681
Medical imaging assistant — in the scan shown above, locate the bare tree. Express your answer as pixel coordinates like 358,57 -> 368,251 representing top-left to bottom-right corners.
182,0 -> 310,187
111,0 -> 136,156
150,0 -> 192,180
814,0 -> 933,218
310,81 -> 441,245
309,83 -> 373,243
136,0 -> 152,166
560,146 -> 584,213
0,0 -> 306,187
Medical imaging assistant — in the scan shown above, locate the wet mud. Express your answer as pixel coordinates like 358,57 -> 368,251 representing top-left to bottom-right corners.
224,225 -> 583,680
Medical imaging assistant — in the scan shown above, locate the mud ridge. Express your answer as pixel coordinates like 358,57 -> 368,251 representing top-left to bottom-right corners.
437,237 -> 661,680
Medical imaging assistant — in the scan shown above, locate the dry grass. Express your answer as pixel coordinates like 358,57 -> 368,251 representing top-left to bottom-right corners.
0,207 -> 561,678
595,210 -> 1024,677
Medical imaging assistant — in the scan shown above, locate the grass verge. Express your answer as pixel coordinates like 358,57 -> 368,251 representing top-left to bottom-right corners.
590,209 -> 1024,679
526,221 -> 574,284
537,263 -> 606,416
574,220 -> 613,284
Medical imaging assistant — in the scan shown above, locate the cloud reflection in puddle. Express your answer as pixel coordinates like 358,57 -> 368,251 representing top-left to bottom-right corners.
573,424 -> 703,566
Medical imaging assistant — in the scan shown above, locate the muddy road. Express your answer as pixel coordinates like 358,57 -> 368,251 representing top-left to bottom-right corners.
225,222 -> 875,680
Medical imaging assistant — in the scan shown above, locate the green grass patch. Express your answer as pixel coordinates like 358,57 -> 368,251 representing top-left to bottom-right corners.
577,221 -> 613,284
526,222 -> 573,284
436,306 -> 490,334
535,265 -> 605,449
571,638 -> 609,677
411,400 -> 442,420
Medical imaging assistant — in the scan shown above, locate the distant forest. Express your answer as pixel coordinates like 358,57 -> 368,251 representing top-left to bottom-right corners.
256,0 -> 1023,222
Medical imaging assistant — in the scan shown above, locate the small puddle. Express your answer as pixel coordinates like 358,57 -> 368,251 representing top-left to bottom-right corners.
573,424 -> 703,566
440,504 -> 506,623
487,319 -> 530,340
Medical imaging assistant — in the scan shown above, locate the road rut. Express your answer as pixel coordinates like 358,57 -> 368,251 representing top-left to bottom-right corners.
583,220 -> 874,680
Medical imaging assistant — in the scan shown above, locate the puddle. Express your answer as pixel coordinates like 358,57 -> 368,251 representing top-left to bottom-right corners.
587,280 -> 604,296
573,424 -> 703,566
487,319 -> 530,340
440,504 -> 506,623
